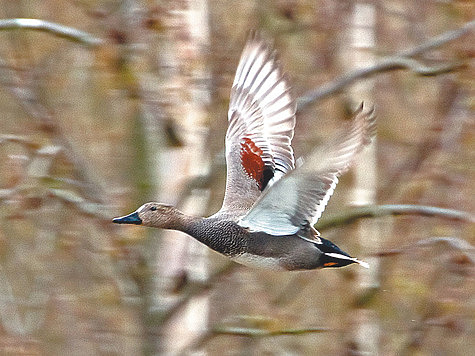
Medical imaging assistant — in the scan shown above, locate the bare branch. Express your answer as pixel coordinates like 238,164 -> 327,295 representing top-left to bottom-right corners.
180,325 -> 331,354
0,18 -> 104,47
315,204 -> 474,231
47,189 -> 109,220
0,134 -> 35,147
214,325 -> 331,336
399,20 -> 475,57
297,20 -> 474,111
375,237 -> 474,259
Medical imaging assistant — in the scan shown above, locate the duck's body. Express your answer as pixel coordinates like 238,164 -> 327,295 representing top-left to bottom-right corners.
114,33 -> 375,271
184,217 -> 331,271
186,217 -> 305,270
116,207 -> 356,271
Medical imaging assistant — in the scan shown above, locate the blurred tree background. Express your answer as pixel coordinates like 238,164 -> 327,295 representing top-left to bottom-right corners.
0,1 -> 473,355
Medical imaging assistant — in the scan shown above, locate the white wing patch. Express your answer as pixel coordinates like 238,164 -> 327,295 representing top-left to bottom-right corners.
311,176 -> 338,226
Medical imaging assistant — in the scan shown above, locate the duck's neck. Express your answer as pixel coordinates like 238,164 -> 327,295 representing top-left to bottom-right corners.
155,209 -> 201,232
155,208 -> 239,254
168,211 -> 221,249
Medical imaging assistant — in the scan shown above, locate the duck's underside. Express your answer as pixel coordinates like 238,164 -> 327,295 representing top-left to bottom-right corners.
236,231 -> 367,271
186,217 -> 367,271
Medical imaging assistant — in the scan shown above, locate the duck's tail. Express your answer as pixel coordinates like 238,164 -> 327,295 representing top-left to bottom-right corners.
317,236 -> 370,269
321,252 -> 369,269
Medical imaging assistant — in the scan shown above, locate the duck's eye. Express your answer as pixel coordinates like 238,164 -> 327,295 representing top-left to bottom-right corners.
150,206 -> 157,211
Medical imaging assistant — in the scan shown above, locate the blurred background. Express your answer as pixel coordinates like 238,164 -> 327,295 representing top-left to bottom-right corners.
0,1 -> 473,355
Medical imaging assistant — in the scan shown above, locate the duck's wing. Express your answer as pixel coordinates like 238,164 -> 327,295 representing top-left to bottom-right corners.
239,104 -> 376,235
220,33 -> 296,213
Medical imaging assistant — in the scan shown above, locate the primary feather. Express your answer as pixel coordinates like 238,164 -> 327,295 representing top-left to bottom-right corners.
220,32 -> 296,214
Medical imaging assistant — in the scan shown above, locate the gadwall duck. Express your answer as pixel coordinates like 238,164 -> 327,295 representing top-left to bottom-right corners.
114,33 -> 375,271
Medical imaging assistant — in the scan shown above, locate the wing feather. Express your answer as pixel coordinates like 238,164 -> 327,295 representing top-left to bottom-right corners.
239,105 -> 376,234
220,33 -> 296,213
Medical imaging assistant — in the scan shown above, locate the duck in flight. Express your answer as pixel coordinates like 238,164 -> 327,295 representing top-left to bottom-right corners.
113,33 -> 375,271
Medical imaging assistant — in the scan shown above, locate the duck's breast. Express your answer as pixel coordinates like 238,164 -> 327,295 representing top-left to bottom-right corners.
230,252 -> 287,270
186,218 -> 248,257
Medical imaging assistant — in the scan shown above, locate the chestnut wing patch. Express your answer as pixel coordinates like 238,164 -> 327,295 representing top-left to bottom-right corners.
240,137 -> 274,191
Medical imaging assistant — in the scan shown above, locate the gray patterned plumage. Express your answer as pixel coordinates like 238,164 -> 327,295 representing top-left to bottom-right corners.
113,33 -> 375,271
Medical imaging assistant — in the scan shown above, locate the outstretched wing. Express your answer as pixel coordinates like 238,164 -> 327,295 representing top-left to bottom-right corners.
220,33 -> 296,214
239,104 -> 376,235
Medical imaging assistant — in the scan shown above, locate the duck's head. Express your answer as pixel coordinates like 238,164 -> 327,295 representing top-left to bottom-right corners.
113,202 -> 183,229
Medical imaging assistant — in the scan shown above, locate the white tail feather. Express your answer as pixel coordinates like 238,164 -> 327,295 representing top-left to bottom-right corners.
324,252 -> 370,268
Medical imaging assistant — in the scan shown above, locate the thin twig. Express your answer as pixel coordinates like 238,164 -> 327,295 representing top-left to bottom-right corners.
399,20 -> 474,57
297,20 -> 474,111
179,325 -> 331,354
0,18 -> 104,47
375,236 -> 474,259
214,325 -> 331,337
47,189 -> 109,220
